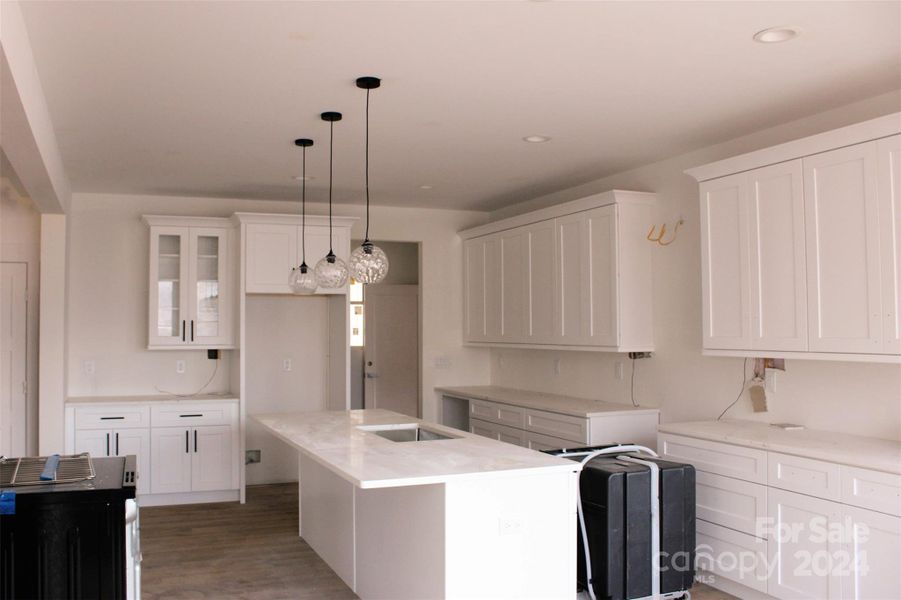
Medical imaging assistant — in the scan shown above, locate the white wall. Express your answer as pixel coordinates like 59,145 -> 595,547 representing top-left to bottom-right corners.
64,193 -> 490,445
0,174 -> 40,454
489,91 -> 901,442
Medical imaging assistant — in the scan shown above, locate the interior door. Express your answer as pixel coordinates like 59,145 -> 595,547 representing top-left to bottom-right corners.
878,134 -> 901,354
0,262 -> 27,457
148,228 -> 190,346
804,141 -> 882,353
188,228 -> 229,345
150,427 -> 192,494
114,428 -> 151,495
748,160 -> 808,351
700,173 -> 752,350
191,425 -> 235,491
364,285 -> 420,418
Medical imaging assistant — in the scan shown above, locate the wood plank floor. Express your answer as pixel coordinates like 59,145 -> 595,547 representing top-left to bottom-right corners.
141,483 -> 737,600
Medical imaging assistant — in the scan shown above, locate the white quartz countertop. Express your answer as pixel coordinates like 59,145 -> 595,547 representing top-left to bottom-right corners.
659,420 -> 901,475
252,409 -> 582,489
435,385 -> 659,418
66,393 -> 238,405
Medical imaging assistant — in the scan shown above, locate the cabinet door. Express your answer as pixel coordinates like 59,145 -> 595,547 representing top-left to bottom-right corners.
555,213 -> 590,344
878,135 -> 901,355
700,173 -> 752,349
302,225 -> 351,295
804,142 -> 882,353
524,220 -> 556,343
113,428 -> 151,496
484,235 -> 503,341
188,228 -> 230,345
585,206 -> 619,346
245,223 -> 296,293
748,160 -> 808,351
74,428 -> 111,458
500,229 -> 528,342
191,425 -> 235,491
463,238 -> 486,342
841,505 -> 901,600
767,488 -> 843,600
148,228 -> 190,346
150,427 -> 192,494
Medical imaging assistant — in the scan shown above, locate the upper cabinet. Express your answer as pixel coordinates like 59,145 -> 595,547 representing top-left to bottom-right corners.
144,216 -> 234,349
236,213 -> 355,295
688,112 -> 901,362
461,190 -> 655,352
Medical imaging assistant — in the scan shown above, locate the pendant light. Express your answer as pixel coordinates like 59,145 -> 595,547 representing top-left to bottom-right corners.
289,138 -> 318,294
314,111 -> 349,288
349,76 -> 390,284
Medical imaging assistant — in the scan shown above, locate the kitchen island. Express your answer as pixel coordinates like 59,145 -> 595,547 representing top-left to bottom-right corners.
253,409 -> 581,600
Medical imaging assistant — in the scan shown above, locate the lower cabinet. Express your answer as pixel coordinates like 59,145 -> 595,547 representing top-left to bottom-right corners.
841,504 -> 901,600
73,428 -> 151,496
150,425 -> 235,494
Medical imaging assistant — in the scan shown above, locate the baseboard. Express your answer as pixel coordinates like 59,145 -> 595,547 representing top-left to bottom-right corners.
696,569 -> 774,600
137,489 -> 240,507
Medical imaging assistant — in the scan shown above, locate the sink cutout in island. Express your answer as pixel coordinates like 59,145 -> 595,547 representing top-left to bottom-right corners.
357,423 -> 458,442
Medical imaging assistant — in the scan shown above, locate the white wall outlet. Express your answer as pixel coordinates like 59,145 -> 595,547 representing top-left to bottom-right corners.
175,360 -> 186,374
498,515 -> 525,536
283,358 -> 292,372
614,361 -> 624,380
84,360 -> 96,376
553,358 -> 562,376
433,356 -> 452,369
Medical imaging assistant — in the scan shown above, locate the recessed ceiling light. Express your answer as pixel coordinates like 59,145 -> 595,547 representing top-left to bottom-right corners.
419,184 -> 433,190
753,26 -> 801,43
292,175 -> 315,181
523,135 -> 551,143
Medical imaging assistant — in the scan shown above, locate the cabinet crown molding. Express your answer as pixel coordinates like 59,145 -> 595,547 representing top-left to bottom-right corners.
142,214 -> 234,229
458,189 -> 655,240
685,112 -> 901,183
231,212 -> 357,228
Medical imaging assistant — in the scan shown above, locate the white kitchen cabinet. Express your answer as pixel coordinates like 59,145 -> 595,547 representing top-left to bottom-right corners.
243,218 -> 353,295
151,425 -> 235,494
72,416 -> 151,495
468,418 -> 526,447
700,172 -> 751,350
461,190 -> 655,351
145,217 -> 233,348
878,135 -> 901,355
150,427 -> 194,494
191,425 -> 235,491
804,142 -> 883,354
841,504 -> 901,600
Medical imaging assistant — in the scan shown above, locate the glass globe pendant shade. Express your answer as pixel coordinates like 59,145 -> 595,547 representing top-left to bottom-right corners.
289,263 -> 318,294
349,242 -> 389,284
314,251 -> 348,288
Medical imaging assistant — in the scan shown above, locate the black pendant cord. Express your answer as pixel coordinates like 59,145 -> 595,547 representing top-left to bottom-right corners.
328,118 -> 334,255
364,87 -> 371,245
301,144 -> 307,266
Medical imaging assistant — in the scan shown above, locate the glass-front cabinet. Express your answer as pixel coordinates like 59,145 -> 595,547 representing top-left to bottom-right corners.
146,218 -> 233,348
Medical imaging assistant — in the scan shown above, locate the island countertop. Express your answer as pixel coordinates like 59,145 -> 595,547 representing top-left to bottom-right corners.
252,409 -> 581,489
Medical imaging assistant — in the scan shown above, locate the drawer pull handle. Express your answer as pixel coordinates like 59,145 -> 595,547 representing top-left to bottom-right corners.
179,414 -> 203,418
100,416 -> 125,420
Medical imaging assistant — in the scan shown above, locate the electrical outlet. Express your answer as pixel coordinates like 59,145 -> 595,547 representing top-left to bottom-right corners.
176,360 -> 186,374
498,516 -> 525,536
84,360 -> 95,376
283,358 -> 292,372
553,358 -> 562,376
433,356 -> 452,369
615,361 -> 624,380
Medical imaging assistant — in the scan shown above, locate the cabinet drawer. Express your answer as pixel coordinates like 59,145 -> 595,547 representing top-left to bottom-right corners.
523,430 -> 580,453
468,399 -> 525,429
768,452 -> 841,501
659,433 -> 766,483
151,402 -> 237,427
74,405 -> 150,430
696,471 -> 768,537
523,409 -> 588,444
469,418 -> 526,447
841,466 -> 901,517
696,520 -> 768,593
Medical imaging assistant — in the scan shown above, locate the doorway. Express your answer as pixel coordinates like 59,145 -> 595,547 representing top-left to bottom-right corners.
1,262 -> 28,457
349,242 -> 420,418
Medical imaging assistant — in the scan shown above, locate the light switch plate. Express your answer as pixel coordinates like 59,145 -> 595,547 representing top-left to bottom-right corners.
175,360 -> 186,374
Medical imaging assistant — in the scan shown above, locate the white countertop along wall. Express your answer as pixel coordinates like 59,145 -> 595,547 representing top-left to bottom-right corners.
252,409 -> 580,489
66,393 -> 238,405
659,419 -> 901,475
436,385 -> 659,418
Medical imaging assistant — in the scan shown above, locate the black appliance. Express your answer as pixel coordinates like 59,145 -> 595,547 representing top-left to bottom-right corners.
544,445 -> 696,600
0,455 -> 137,600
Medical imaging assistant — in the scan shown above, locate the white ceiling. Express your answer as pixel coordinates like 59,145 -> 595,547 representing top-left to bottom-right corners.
17,1 -> 901,212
